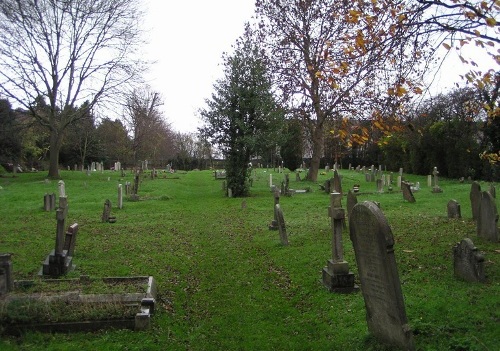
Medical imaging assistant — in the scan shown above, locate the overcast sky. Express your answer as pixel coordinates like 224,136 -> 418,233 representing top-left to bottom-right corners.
143,0 -> 256,134
142,1 -> 495,134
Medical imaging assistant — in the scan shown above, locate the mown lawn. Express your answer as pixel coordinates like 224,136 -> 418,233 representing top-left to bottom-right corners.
0,168 -> 498,350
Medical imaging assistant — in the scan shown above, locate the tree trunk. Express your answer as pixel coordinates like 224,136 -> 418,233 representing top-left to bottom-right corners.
307,125 -> 324,182
48,132 -> 62,178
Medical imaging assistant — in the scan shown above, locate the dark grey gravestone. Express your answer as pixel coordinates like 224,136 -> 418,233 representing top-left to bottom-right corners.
0,253 -> 13,295
346,190 -> 358,219
447,199 -> 461,219
401,182 -> 416,203
477,191 -> 499,242
275,204 -> 289,246
102,199 -> 112,223
43,193 -> 56,211
63,223 -> 79,257
453,238 -> 485,283
470,181 -> 481,221
349,201 -> 415,350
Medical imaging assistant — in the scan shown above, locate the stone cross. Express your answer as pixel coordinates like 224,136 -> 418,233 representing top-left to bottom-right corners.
322,192 -> 357,293
432,166 -> 443,193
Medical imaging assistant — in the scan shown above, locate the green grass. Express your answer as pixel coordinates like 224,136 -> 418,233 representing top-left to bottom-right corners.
0,169 -> 498,350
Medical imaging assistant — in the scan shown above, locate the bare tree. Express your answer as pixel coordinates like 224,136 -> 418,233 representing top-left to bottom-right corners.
0,0 -> 147,178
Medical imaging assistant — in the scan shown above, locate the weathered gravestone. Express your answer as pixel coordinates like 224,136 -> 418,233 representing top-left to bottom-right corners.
401,182 -> 416,203
118,184 -> 123,209
477,191 -> 499,242
447,199 -> 461,219
40,197 -> 77,277
470,181 -> 481,221
346,190 -> 358,219
43,193 -> 56,211
269,187 -> 280,230
349,201 -> 415,350
431,167 -> 443,193
275,204 -> 289,246
102,199 -> 116,223
0,253 -> 13,296
322,192 -> 357,293
453,238 -> 485,283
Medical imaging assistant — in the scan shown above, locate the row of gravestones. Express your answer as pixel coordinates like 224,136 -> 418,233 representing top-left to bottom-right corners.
268,174 -> 497,350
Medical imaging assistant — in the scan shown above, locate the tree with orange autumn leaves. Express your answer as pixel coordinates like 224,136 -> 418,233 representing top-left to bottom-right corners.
255,0 -> 434,181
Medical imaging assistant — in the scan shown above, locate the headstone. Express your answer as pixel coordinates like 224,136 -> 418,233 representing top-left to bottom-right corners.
269,187 -> 280,230
376,179 -> 383,193
477,191 -> 499,242
397,176 -> 402,188
432,167 -> 443,193
295,171 -> 301,181
118,184 -> 123,209
102,199 -> 116,223
43,193 -> 56,211
58,180 -> 66,197
401,182 -> 416,203
447,199 -> 461,219
453,238 -> 485,283
399,167 -> 403,176
322,192 -> 357,293
349,201 -> 415,350
427,175 -> 432,187
332,170 -> 342,195
346,190 -> 358,219
62,223 -> 79,257
470,181 -> 481,221
489,184 -> 496,198
269,174 -> 273,187
0,253 -> 13,295
275,204 -> 289,246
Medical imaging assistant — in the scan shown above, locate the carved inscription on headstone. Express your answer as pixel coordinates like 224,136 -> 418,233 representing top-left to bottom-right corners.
349,201 -> 415,350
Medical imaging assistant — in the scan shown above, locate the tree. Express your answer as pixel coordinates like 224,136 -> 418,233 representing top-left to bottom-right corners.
123,87 -> 172,167
95,118 -> 132,168
199,25 -> 284,197
0,99 -> 22,166
255,0 -> 434,181
0,0 -> 146,178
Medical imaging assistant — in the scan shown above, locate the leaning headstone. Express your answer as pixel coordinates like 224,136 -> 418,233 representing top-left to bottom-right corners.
322,192 -> 357,293
453,238 -> 485,283
470,182 -> 481,221
447,200 -> 461,219
401,182 -> 416,203
349,201 -> 415,350
0,253 -> 13,296
62,223 -> 79,257
477,191 -> 499,242
275,204 -> 289,246
102,199 -> 116,223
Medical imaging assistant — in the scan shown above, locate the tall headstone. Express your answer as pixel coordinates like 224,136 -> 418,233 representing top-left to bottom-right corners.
447,199 -> 461,219
477,191 -> 499,242
453,238 -> 485,283
275,204 -> 289,246
58,180 -> 66,198
118,184 -> 123,209
62,223 -> 79,257
427,175 -> 432,187
269,187 -> 280,230
397,176 -> 402,188
376,179 -> 383,193
470,181 -> 481,221
431,167 -> 443,193
349,201 -> 415,350
322,192 -> 357,293
0,253 -> 13,295
332,170 -> 342,195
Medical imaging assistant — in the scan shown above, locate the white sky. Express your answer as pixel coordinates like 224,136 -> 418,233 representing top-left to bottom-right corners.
142,1 -> 497,134
143,0 -> 256,134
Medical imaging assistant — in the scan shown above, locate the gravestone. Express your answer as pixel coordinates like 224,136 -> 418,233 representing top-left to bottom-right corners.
489,184 -> 496,198
43,193 -> 56,211
427,175 -> 432,187
477,191 -> 499,242
397,176 -> 402,188
470,182 -> 481,221
332,170 -> 342,195
275,204 -> 289,246
349,201 -> 415,350
0,253 -> 13,296
431,167 -> 443,193
401,182 -> 416,203
40,196 -> 76,277
62,223 -> 79,257
447,200 -> 461,219
453,238 -> 485,283
102,199 -> 116,223
376,179 -> 383,193
118,184 -> 123,209
269,187 -> 280,230
346,190 -> 358,219
322,192 -> 357,293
